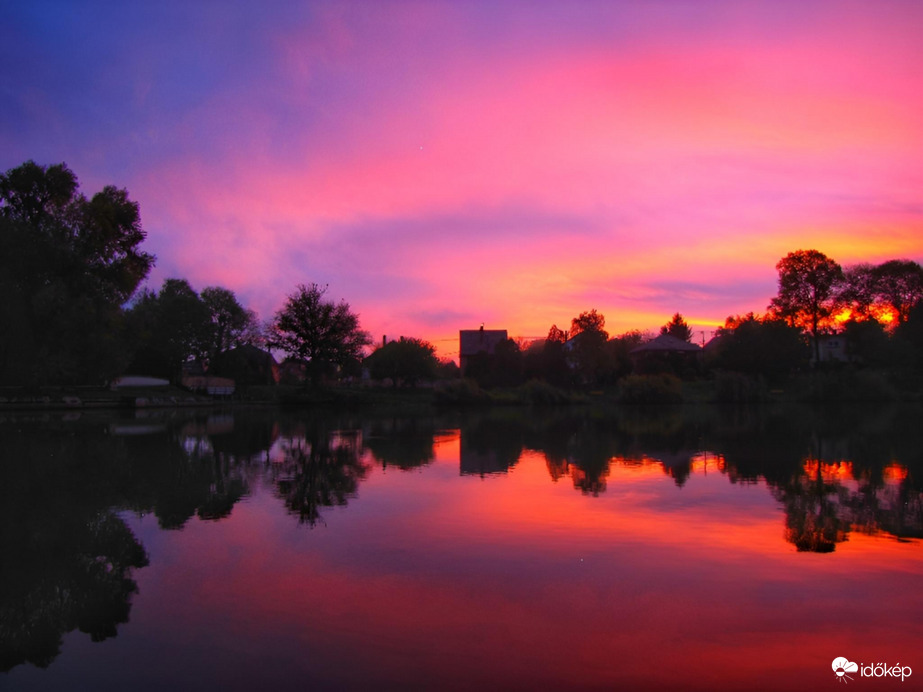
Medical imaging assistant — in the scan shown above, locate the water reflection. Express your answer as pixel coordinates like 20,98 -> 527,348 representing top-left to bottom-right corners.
271,422 -> 368,527
0,418 -> 149,671
1,404 -> 922,681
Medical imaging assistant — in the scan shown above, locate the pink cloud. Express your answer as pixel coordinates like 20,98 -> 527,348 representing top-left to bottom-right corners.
119,1 -> 923,354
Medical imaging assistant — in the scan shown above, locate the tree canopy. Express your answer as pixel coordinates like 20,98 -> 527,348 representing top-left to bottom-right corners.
768,249 -> 843,362
660,313 -> 693,342
364,337 -> 439,387
269,283 -> 371,385
872,259 -> 923,325
570,309 -> 607,338
0,161 -> 154,384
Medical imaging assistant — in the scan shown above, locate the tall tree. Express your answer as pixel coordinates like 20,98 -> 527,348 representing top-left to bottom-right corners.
0,161 -> 154,384
569,309 -> 611,386
570,309 -> 608,338
839,263 -> 877,321
126,279 -> 212,382
200,286 -> 261,361
713,313 -> 808,379
269,283 -> 371,386
364,337 -> 439,388
660,313 -> 693,342
768,250 -> 843,363
872,259 -> 923,325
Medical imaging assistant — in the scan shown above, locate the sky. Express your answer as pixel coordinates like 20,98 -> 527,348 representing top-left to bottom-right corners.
2,0 -> 922,359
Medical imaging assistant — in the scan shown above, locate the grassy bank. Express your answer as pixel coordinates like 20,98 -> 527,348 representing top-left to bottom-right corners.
3,368 -> 919,412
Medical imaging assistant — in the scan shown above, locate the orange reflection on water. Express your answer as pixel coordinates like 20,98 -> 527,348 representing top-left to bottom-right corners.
802,458 -> 854,482
882,463 -> 908,482
690,451 -> 727,474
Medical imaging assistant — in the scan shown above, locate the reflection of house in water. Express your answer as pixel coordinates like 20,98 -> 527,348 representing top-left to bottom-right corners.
459,327 -> 508,376
460,441 -> 511,476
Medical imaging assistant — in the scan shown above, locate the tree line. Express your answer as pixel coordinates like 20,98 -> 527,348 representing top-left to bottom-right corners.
0,161 -> 375,387
2,160 -> 921,390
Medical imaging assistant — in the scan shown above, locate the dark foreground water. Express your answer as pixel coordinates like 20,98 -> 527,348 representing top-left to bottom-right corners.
1,404 -> 921,691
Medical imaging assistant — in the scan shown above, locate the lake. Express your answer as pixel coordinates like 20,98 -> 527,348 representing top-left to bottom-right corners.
1,404 -> 921,690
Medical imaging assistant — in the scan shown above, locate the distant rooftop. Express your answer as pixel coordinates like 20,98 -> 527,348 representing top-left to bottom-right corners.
459,328 -> 508,356
630,333 -> 702,354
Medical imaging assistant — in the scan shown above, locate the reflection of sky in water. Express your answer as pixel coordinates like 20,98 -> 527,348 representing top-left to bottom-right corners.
3,409 -> 922,690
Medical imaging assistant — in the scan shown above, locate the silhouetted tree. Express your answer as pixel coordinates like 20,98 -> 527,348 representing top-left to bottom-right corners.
839,263 -> 878,320
201,286 -> 262,363
547,325 -> 568,343
0,161 -> 154,384
872,259 -> 923,325
571,309 -> 607,337
126,279 -> 212,381
768,250 -> 844,363
660,313 -> 693,342
569,310 -> 611,386
712,313 -> 808,380
269,284 -> 371,386
364,337 -> 439,387
894,302 -> 923,373
842,318 -> 891,366
608,330 -> 645,380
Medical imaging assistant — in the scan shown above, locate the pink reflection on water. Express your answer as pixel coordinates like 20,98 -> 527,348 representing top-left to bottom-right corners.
119,441 -> 922,690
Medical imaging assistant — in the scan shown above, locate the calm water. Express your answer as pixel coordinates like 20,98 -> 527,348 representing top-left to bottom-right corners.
1,404 -> 921,691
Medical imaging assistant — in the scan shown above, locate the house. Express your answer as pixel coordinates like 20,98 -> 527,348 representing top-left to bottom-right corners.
211,344 -> 280,385
811,334 -> 849,365
629,333 -> 702,375
459,327 -> 508,376
182,375 -> 235,396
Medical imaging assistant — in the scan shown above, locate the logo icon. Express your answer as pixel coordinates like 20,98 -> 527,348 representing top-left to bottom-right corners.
833,657 -> 859,683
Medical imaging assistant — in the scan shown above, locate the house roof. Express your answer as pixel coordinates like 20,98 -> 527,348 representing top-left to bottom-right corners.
630,333 -> 702,354
459,329 -> 508,356
225,343 -> 279,366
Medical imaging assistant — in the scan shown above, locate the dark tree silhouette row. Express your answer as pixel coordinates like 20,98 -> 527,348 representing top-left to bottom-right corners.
3,161 -> 921,390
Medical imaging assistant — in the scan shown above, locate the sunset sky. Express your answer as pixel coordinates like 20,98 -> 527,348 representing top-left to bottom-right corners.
3,1 -> 921,359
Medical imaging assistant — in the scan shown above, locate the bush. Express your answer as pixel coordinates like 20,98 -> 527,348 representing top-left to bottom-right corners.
713,371 -> 768,403
515,379 -> 573,405
433,378 -> 490,405
803,370 -> 897,403
617,374 -> 683,405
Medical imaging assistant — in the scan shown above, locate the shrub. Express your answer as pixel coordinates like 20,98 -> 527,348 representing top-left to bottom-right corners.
516,379 -> 573,405
433,378 -> 490,405
713,371 -> 768,403
617,374 -> 683,405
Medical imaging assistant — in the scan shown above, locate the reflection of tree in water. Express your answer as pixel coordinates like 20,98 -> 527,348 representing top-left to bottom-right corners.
459,412 -> 525,476
771,459 -> 923,552
772,459 -> 851,552
272,422 -> 368,527
0,510 -> 148,671
364,417 -> 436,470
0,420 -> 148,672
849,471 -> 923,541
558,420 -> 616,496
121,418 -> 250,529
526,409 -> 701,493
